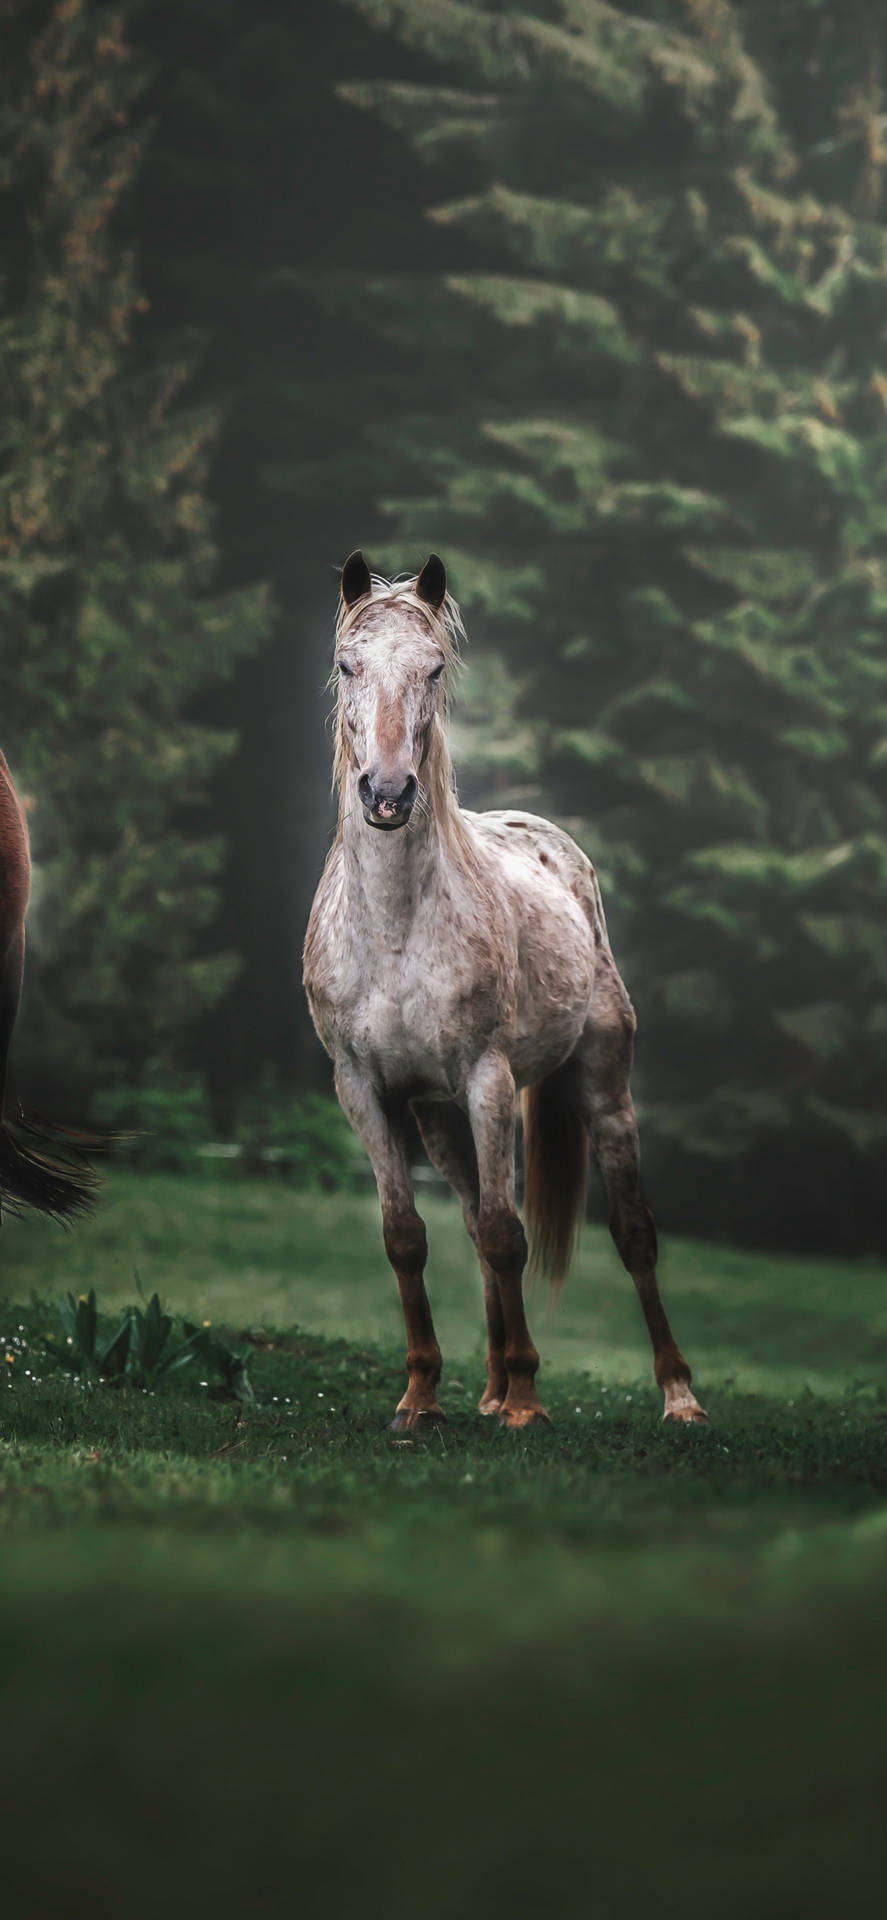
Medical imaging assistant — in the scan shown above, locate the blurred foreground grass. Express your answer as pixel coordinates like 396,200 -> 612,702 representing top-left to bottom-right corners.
1,1172 -> 885,1917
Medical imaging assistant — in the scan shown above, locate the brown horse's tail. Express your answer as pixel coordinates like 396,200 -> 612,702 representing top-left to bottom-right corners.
521,1064 -> 589,1294
0,1109 -> 100,1223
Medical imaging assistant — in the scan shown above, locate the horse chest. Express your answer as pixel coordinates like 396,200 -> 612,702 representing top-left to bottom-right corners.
309,872 -> 481,1093
348,966 -> 462,1093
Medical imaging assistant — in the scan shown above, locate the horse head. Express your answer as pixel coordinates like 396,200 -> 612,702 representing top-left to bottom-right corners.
335,551 -> 450,832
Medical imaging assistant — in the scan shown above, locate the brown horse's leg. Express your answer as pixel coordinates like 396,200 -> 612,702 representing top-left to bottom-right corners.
387,1217 -> 445,1431
584,963 -> 706,1423
481,1227 -> 545,1430
466,1053 -> 549,1430
413,1100 -> 507,1414
335,1062 -> 444,1429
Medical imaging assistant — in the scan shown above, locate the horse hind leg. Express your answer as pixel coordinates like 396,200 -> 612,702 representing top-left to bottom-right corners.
412,1100 -> 508,1415
582,960 -> 706,1424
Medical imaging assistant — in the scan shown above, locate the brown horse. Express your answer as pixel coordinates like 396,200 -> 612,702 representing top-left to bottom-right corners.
0,750 -> 97,1220
304,553 -> 705,1429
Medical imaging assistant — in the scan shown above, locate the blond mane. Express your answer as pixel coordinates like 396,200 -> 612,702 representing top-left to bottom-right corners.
331,573 -> 479,864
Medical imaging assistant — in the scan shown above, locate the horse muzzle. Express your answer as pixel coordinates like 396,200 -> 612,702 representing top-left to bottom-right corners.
358,771 -> 418,831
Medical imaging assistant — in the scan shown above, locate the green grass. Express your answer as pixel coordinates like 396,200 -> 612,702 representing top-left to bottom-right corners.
1,1171 -> 886,1917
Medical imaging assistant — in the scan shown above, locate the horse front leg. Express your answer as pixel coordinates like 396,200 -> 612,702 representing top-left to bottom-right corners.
334,1060 -> 444,1430
412,1099 -> 507,1415
466,1052 -> 549,1430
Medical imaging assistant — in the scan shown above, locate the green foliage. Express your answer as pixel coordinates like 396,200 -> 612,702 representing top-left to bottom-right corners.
91,1072 -> 365,1187
90,1065 -> 215,1172
0,1 -> 271,1098
233,1087 -> 369,1189
43,1288 -> 130,1381
180,1316 -> 254,1401
39,1285 -> 253,1398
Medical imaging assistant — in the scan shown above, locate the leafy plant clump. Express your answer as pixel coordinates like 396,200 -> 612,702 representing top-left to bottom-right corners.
41,1289 -> 253,1400
90,1075 -> 363,1188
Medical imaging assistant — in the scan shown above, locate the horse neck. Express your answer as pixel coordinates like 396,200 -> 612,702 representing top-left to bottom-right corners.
340,773 -> 449,950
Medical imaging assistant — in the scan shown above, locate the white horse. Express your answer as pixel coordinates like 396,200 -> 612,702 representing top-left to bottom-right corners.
304,552 -> 705,1429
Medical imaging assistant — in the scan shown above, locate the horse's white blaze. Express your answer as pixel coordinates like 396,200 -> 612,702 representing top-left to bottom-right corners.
337,612 -> 445,805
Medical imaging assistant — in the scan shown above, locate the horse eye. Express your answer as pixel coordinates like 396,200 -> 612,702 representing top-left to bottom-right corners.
338,660 -> 354,678
429,664 -> 445,684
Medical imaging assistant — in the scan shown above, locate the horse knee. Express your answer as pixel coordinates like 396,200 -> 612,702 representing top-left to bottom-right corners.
477,1204 -> 527,1275
382,1204 -> 427,1274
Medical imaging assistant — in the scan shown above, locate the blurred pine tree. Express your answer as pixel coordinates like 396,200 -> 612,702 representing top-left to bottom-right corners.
0,1 -> 270,1098
328,0 -> 887,1235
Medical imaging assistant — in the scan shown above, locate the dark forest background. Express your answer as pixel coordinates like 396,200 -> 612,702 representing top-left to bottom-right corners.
3,0 -> 887,1252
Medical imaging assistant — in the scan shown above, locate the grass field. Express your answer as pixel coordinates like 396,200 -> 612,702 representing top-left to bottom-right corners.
2,1171 -> 885,1917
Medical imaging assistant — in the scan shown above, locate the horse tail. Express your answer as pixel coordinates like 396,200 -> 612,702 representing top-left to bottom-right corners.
0,1109 -> 99,1223
521,1063 -> 589,1295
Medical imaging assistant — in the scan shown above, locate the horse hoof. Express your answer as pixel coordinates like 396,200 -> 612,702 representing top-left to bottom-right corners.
498,1405 -> 551,1430
663,1403 -> 709,1425
478,1395 -> 504,1416
390,1407 -> 447,1431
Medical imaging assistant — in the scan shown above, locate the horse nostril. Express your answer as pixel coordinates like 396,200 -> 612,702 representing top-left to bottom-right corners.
399,775 -> 418,811
357,773 -> 375,810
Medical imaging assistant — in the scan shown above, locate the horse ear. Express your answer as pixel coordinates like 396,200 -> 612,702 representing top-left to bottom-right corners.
341,550 -> 372,608
415,553 -> 447,611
